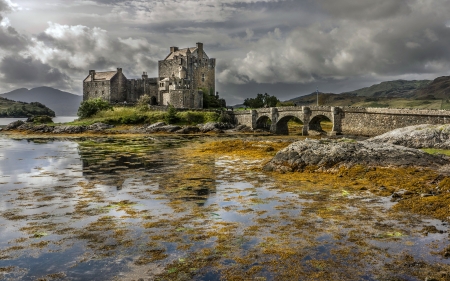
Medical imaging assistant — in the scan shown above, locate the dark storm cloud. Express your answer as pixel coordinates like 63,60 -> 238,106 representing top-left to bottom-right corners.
0,25 -> 28,50
0,0 -> 11,13
0,56 -> 71,88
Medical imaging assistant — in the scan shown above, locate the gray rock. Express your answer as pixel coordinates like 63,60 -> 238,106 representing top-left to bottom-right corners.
199,122 -> 234,133
147,122 -> 166,130
87,122 -> 114,131
52,125 -> 86,134
176,126 -> 200,134
148,125 -> 182,133
368,124 -> 450,149
263,139 -> 449,173
234,124 -> 253,132
5,120 -> 24,130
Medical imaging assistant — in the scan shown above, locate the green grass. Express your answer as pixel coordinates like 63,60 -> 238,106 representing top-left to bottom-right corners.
69,107 -> 220,126
421,148 -> 450,156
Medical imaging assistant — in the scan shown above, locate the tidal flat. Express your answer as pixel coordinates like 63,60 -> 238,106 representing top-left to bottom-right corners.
0,134 -> 449,281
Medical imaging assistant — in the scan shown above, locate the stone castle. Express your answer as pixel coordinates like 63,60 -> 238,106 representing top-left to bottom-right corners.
83,42 -> 216,109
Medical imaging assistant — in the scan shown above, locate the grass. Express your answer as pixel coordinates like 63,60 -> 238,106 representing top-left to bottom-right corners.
68,107 -> 220,126
421,148 -> 450,156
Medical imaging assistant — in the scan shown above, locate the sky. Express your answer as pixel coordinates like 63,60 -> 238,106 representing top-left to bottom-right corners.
0,0 -> 449,105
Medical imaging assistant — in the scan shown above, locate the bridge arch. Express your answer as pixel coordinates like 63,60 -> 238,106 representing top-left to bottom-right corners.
256,115 -> 272,131
274,115 -> 304,135
308,114 -> 332,133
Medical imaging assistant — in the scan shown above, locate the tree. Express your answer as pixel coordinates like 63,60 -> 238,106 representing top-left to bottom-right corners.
77,98 -> 113,118
137,94 -> 151,111
243,93 -> 279,108
164,104 -> 179,124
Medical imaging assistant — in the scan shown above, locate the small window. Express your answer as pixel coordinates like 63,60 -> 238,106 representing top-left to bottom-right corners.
102,91 -> 105,95
202,74 -> 205,82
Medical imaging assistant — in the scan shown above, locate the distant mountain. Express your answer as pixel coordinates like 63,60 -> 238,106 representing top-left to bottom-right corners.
343,79 -> 431,98
412,76 -> 450,100
0,87 -> 82,116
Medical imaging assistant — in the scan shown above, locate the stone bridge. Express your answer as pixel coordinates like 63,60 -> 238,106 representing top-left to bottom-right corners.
229,106 -> 450,136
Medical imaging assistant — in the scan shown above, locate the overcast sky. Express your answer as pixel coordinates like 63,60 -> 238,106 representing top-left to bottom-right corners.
0,0 -> 449,104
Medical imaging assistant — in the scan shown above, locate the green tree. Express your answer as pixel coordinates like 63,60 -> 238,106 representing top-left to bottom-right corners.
164,104 -> 179,124
137,94 -> 151,111
243,93 -> 279,108
77,98 -> 113,118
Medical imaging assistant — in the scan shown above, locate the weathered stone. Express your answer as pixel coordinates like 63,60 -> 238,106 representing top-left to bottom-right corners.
52,125 -> 86,134
199,122 -> 234,133
176,126 -> 200,134
263,139 -> 449,173
147,122 -> 166,130
87,122 -> 114,131
368,124 -> 450,149
5,120 -> 24,130
148,125 -> 182,133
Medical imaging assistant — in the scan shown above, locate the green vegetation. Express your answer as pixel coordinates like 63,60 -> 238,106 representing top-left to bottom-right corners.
164,105 -> 179,124
421,148 -> 450,156
71,106 -> 221,126
244,93 -> 279,108
77,98 -> 113,118
202,88 -> 226,109
0,97 -> 55,117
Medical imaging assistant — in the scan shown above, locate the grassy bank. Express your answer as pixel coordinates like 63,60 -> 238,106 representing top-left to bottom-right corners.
69,107 -> 222,126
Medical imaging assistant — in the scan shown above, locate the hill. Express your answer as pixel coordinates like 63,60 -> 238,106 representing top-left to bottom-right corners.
288,76 -> 450,110
344,79 -> 431,98
0,87 -> 82,116
0,97 -> 55,117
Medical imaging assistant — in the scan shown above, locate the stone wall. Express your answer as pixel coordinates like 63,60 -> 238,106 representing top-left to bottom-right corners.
340,107 -> 450,136
83,81 -> 111,101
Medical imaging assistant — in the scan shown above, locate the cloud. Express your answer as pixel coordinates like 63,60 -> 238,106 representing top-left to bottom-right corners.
0,56 -> 71,88
219,0 -> 450,85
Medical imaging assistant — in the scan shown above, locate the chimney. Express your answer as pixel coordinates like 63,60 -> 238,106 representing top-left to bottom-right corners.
170,46 -> 179,53
89,70 -> 95,81
142,72 -> 148,79
117,68 -> 122,73
196,42 -> 203,59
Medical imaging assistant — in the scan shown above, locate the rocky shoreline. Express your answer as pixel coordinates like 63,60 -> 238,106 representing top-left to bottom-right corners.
263,138 -> 450,173
1,120 -> 255,135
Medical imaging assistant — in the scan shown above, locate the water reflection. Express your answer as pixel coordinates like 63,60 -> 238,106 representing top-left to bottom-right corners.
0,135 -> 448,281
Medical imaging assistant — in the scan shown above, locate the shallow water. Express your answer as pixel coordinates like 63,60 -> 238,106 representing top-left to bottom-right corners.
0,135 -> 448,281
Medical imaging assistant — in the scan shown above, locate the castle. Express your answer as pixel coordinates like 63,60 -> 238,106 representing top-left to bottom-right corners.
83,42 -> 216,109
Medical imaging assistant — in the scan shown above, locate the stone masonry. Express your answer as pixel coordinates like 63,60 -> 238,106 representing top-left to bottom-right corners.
229,106 -> 450,136
83,42 -> 216,109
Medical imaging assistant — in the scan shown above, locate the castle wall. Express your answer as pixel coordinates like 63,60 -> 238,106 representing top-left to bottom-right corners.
192,59 -> 215,95
83,81 -> 113,102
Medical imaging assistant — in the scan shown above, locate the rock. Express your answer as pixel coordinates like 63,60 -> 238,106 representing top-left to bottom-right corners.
148,125 -> 182,133
263,139 -> 450,173
52,125 -> 86,134
26,115 -> 53,123
5,120 -> 24,130
176,126 -> 200,134
87,122 -> 114,131
368,124 -> 450,149
234,124 -> 253,132
199,122 -> 234,133
147,122 -> 166,130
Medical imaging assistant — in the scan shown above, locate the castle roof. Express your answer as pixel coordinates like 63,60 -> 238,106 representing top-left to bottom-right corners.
83,71 -> 118,82
165,47 -> 197,60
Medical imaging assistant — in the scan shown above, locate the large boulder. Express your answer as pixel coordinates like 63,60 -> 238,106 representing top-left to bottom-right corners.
368,124 -> 450,149
263,139 -> 449,173
5,120 -> 25,130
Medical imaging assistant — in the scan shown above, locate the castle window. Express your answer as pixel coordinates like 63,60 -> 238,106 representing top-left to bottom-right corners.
102,90 -> 105,95
202,74 -> 205,82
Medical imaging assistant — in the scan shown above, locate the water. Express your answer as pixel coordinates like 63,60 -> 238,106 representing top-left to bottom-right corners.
0,135 -> 448,281
0,116 -> 78,126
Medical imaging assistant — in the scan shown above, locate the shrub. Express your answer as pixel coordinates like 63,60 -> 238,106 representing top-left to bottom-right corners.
137,95 -> 151,112
164,105 -> 179,124
78,98 -> 113,118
